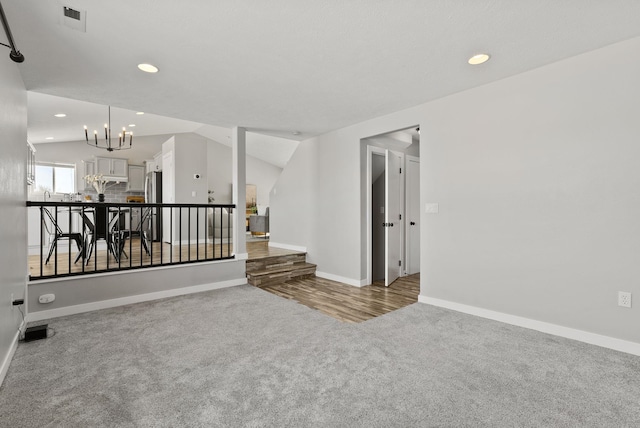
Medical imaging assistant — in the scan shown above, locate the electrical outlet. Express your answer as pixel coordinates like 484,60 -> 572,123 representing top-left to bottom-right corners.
425,203 -> 439,214
618,291 -> 632,308
39,294 -> 55,304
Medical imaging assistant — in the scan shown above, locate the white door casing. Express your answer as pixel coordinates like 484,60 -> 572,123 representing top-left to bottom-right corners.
406,157 -> 420,275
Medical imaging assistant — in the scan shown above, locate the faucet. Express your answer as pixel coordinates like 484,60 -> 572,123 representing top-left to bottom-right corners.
43,190 -> 51,202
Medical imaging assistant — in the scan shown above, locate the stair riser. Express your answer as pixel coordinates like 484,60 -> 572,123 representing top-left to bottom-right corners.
248,268 -> 316,287
246,253 -> 306,273
246,251 -> 314,287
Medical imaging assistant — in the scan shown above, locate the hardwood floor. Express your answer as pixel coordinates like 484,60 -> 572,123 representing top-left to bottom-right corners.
245,240 -> 300,259
29,238 -> 234,278
259,274 -> 420,323
246,240 -> 420,323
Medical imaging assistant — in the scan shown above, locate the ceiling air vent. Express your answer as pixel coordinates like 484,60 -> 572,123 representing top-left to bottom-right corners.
59,6 -> 86,32
63,7 -> 81,20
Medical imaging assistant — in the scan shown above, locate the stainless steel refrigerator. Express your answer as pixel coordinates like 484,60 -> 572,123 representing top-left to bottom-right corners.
144,171 -> 163,241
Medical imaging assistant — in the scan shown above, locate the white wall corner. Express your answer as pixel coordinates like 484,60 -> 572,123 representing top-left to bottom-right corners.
418,295 -> 640,357
0,320 -> 25,388
316,271 -> 367,287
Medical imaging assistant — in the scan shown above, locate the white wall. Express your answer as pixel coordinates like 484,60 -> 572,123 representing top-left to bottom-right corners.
420,36 -> 640,344
0,58 -> 28,383
166,134 -> 208,243
271,36 -> 640,344
172,134 -> 208,204
269,139 -> 318,253
206,137 -> 282,206
33,134 -> 167,166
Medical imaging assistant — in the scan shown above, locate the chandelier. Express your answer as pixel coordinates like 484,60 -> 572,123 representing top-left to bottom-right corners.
84,106 -> 132,152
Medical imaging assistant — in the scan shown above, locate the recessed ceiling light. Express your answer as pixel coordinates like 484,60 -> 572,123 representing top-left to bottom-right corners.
54,113 -> 66,118
45,137 -> 54,140
136,112 -> 144,115
137,63 -> 158,73
128,124 -> 136,127
468,53 -> 490,65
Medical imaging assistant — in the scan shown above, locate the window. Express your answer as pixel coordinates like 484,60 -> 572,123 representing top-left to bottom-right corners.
34,163 -> 75,194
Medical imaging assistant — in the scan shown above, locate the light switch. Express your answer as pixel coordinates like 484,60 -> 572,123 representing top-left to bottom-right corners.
192,191 -> 197,197
425,203 -> 439,214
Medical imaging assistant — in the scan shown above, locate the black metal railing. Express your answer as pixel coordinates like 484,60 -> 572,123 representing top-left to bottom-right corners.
26,201 -> 235,280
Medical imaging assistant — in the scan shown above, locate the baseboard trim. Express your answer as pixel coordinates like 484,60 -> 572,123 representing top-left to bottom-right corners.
234,252 -> 249,261
27,278 -> 247,323
0,320 -> 24,388
316,271 -> 367,287
419,295 -> 640,357
268,242 -> 307,253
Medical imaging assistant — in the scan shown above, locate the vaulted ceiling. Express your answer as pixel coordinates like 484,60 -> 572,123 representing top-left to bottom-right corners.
5,1 -> 640,141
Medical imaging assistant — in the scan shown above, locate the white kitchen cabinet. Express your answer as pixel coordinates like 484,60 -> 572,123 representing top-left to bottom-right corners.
82,160 -> 96,190
145,159 -> 156,174
127,165 -> 145,191
28,207 -> 47,248
153,152 -> 163,171
112,158 -> 128,177
145,153 -> 162,173
95,157 -> 128,181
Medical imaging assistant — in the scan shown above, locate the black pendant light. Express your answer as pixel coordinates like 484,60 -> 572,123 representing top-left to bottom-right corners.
0,1 -> 25,63
84,106 -> 133,152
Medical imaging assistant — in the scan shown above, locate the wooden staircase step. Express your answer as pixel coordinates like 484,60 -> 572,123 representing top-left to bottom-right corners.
247,262 -> 316,287
246,253 -> 306,274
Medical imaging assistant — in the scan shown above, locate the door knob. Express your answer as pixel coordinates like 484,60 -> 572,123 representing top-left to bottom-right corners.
410,221 -> 416,225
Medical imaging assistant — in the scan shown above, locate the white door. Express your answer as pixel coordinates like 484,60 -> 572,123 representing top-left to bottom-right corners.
385,150 -> 402,286
406,158 -> 420,275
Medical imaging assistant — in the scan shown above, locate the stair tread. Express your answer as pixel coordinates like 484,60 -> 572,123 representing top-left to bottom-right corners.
247,262 -> 317,277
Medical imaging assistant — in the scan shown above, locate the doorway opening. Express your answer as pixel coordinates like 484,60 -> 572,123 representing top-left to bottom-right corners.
364,126 -> 420,287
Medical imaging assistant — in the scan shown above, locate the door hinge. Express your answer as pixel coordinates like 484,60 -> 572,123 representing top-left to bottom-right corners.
399,214 -> 402,220
398,260 -> 402,266
399,168 -> 402,174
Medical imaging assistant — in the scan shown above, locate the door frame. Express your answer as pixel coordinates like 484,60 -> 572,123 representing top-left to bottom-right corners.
404,155 -> 420,275
366,145 -> 406,286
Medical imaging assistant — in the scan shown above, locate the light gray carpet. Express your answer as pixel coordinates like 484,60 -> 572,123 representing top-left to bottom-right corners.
1,285 -> 639,427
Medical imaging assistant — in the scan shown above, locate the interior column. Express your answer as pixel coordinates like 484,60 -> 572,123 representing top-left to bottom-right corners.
232,126 -> 247,258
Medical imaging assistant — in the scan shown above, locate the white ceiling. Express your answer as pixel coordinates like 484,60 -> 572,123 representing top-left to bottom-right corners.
26,92 -> 299,168
27,92 -> 202,144
5,1 -> 640,141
